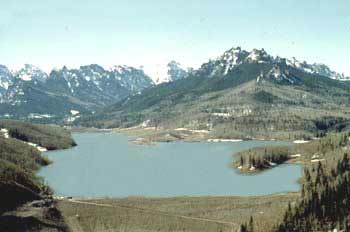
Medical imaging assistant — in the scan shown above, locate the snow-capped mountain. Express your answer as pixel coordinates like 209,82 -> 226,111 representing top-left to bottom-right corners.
0,65 -> 14,92
110,65 -> 154,92
0,47 -> 348,122
47,64 -> 153,96
0,64 -> 154,122
256,64 -> 298,85
155,61 -> 191,84
215,47 -> 250,75
196,47 -> 273,77
47,65 -> 121,106
14,64 -> 48,82
245,48 -> 273,64
286,59 -> 350,81
85,48 -> 350,131
200,47 -> 349,82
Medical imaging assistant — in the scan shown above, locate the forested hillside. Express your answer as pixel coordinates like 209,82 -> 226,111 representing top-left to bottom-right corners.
237,132 -> 350,231
78,48 -> 350,141
277,154 -> 350,231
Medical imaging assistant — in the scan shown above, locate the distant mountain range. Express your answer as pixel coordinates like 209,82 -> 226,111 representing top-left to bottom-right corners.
0,64 -> 154,122
79,47 -> 350,140
1,46 -> 349,125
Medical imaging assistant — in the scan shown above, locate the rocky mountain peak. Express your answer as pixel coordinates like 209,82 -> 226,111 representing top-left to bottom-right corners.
110,65 -> 154,92
0,65 -> 13,91
15,64 -> 48,82
200,46 -> 349,81
245,48 -> 273,63
166,61 -> 189,82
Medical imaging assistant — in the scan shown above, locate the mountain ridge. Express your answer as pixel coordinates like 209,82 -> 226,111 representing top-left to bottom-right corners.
197,46 -> 349,81
1,46 -> 349,126
0,64 -> 154,122
78,47 -> 350,141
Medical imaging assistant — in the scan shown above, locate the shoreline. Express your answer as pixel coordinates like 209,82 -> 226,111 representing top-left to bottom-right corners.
45,126 -> 302,200
54,191 -> 300,201
234,157 -> 303,174
111,126 -> 307,145
67,125 -> 313,146
232,136 -> 325,174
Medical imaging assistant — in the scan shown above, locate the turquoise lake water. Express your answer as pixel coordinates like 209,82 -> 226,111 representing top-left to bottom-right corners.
38,132 -> 302,197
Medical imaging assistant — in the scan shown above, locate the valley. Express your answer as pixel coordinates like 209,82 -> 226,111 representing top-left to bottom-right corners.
3,1 -> 350,231
0,120 -> 302,232
1,47 -> 350,232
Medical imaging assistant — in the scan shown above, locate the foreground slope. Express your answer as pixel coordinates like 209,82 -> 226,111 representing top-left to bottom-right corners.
58,193 -> 298,232
79,47 -> 350,140
0,120 -> 75,231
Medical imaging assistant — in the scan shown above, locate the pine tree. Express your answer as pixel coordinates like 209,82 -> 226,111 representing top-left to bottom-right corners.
248,216 -> 254,232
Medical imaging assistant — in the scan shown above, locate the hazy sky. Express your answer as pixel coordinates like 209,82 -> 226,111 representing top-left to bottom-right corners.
1,0 -> 350,80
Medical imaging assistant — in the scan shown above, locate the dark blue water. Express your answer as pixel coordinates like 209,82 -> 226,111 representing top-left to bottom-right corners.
39,132 -> 302,197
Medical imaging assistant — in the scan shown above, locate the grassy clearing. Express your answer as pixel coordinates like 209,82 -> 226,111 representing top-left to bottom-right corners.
58,193 -> 298,232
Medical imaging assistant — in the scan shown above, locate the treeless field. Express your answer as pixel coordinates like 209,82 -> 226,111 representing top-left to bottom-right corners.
58,193 -> 298,232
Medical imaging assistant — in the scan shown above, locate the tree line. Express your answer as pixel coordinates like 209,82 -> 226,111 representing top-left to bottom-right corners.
277,154 -> 350,231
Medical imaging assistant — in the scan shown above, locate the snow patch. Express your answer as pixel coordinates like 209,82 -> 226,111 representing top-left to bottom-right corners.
311,159 -> 325,163
311,154 -> 319,159
293,140 -> 310,144
70,110 -> 80,116
0,128 -> 9,138
25,142 -> 48,152
0,82 -> 9,90
207,138 -> 243,142
0,128 -> 47,151
212,112 -> 231,118
141,120 -> 151,127
174,128 -> 209,134
28,113 -> 53,119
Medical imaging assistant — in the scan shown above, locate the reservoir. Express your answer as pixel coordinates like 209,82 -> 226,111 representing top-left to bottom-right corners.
39,132 -> 302,197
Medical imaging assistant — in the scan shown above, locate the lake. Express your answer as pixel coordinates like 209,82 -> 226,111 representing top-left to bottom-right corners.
39,132 -> 302,197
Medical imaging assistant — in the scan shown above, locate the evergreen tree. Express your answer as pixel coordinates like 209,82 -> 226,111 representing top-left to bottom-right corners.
248,216 -> 254,232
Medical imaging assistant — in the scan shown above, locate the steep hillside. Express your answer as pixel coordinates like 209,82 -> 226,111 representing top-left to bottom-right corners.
237,132 -> 350,231
79,47 -> 350,140
0,120 -> 74,231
